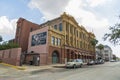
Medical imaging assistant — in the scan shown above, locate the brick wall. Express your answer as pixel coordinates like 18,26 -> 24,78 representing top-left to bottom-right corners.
0,48 -> 21,66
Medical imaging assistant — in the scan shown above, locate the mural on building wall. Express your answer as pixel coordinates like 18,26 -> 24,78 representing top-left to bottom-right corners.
31,32 -> 47,46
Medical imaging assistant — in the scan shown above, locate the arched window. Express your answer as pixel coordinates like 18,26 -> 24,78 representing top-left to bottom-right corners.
59,23 -> 62,31
54,25 -> 57,30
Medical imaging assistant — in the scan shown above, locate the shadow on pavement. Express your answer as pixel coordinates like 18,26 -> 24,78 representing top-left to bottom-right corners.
52,66 -> 65,68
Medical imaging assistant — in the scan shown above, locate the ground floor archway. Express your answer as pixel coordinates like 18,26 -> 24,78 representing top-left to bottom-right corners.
52,51 -> 59,64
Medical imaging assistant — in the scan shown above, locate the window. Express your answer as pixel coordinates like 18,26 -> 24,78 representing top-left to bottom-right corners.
58,38 -> 60,46
51,37 -> 61,46
55,38 -> 57,46
105,54 -> 108,56
51,36 -> 55,45
59,23 -> 62,31
56,38 -> 58,46
54,25 -> 57,30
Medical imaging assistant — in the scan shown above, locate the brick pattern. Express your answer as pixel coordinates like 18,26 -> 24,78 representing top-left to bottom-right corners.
0,48 -> 22,66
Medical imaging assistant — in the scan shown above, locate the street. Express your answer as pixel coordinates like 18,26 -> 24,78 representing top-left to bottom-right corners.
0,62 -> 120,80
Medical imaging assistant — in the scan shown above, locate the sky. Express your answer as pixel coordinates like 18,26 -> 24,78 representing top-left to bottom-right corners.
0,0 -> 120,57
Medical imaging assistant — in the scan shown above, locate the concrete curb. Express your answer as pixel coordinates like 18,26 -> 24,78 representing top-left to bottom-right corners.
0,63 -> 26,70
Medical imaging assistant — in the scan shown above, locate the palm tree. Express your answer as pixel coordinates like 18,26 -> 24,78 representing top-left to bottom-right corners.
96,44 -> 104,59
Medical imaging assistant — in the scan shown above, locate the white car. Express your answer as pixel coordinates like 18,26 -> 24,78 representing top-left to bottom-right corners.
66,59 -> 83,68
110,59 -> 116,62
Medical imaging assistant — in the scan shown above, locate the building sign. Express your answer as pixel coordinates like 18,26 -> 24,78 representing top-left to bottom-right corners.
31,32 -> 47,46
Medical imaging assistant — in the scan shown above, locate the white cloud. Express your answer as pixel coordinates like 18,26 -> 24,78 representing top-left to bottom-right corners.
86,0 -> 109,7
28,0 -> 69,20
0,16 -> 17,35
65,0 -> 109,31
28,0 -> 109,31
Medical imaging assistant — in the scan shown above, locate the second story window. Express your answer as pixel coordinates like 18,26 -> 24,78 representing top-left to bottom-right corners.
59,23 -> 62,31
54,25 -> 57,30
58,39 -> 61,46
51,36 -> 55,45
55,38 -> 57,46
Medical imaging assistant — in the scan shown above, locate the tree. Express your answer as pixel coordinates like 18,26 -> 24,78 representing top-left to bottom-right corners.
0,42 -> 19,50
90,38 -> 98,60
0,35 -> 3,42
104,16 -> 120,45
113,54 -> 117,60
90,38 -> 98,46
96,44 -> 104,59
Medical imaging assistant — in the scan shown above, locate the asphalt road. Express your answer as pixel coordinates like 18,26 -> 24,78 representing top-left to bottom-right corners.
1,62 -> 120,80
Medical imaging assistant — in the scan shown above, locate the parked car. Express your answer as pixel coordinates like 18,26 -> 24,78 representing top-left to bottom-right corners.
87,60 -> 95,65
99,59 -> 104,64
65,59 -> 83,68
110,59 -> 116,62
95,59 -> 104,64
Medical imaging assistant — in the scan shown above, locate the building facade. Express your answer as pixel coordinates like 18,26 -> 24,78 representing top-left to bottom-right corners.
26,12 -> 96,65
103,45 -> 113,61
96,45 -> 113,61
14,18 -> 39,52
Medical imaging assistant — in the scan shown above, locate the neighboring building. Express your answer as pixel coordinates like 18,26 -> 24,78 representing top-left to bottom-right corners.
95,48 -> 103,60
103,45 -> 113,61
26,12 -> 96,65
14,18 -> 39,52
96,45 -> 113,61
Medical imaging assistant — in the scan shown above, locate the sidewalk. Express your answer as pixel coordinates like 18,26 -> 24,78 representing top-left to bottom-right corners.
23,63 -> 87,73
23,64 -> 65,72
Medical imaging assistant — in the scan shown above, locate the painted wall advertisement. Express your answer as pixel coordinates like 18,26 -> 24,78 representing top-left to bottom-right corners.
31,32 -> 47,46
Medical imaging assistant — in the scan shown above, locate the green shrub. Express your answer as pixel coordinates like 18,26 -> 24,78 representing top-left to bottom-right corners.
0,42 -> 19,50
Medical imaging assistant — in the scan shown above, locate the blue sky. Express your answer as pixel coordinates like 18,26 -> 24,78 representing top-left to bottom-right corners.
0,0 -> 120,57
0,0 -> 42,23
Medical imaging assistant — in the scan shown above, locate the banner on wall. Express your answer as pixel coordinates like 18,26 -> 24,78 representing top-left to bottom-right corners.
31,32 -> 47,46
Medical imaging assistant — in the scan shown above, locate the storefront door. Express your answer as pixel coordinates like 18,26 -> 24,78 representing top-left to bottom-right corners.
52,51 -> 59,64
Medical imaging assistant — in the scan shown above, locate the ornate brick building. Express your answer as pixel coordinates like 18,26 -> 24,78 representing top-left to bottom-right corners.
26,12 -> 96,65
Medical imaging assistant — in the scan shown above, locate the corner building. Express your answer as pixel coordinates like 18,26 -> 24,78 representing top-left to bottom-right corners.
27,12 -> 96,65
